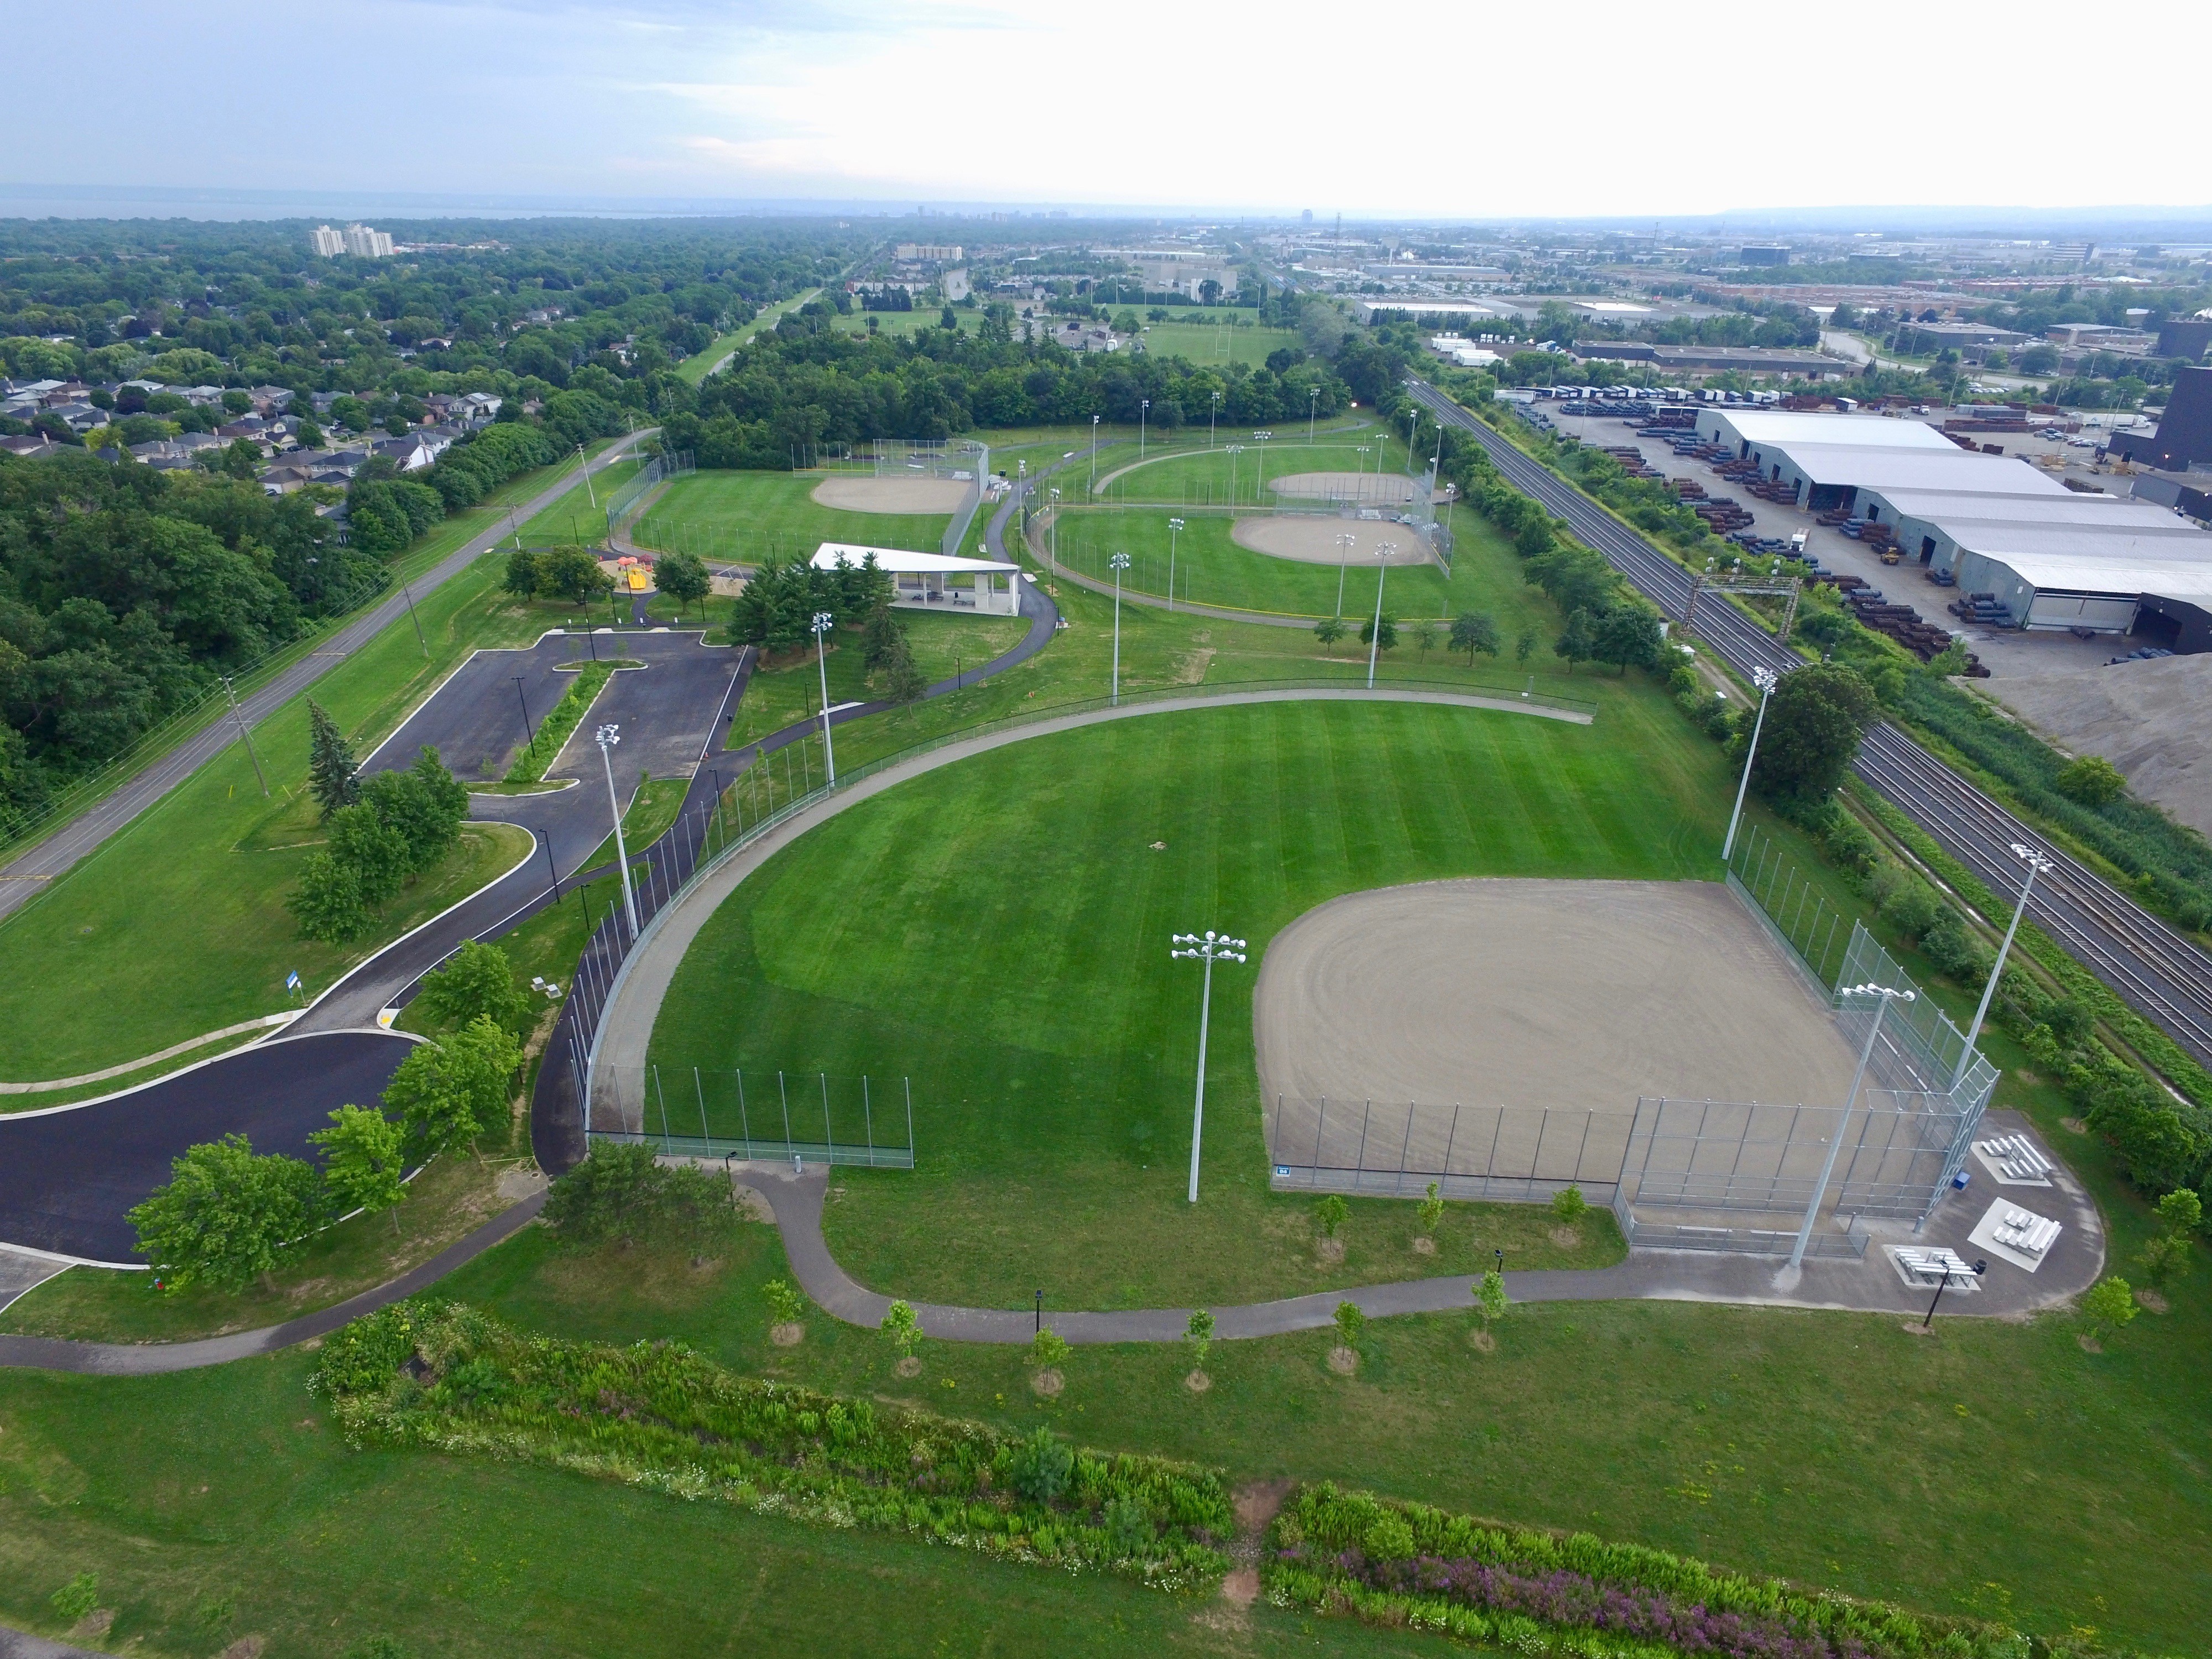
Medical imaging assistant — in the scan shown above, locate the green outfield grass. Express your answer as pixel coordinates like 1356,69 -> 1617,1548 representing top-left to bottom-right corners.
726,611 -> 1029,749
1134,315 -> 1302,367
0,458 -> 629,1082
631,470 -> 952,566
1046,503 -> 1554,629
647,694 -> 1725,1308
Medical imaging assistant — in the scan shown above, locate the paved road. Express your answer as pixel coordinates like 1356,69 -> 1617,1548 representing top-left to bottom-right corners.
1406,377 -> 2212,1070
0,1031 -> 418,1261
0,430 -> 654,925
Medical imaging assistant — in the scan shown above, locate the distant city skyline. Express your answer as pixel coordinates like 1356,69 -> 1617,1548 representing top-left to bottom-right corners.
8,0 -> 2211,220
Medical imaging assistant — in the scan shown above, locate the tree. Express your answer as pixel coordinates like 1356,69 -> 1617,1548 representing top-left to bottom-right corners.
881,1298 -> 922,1356
326,801 -> 411,907
2139,1187 -> 2201,1288
1474,1269 -> 1509,1330
306,700 -> 359,818
1829,301 -> 1860,331
861,599 -> 905,670
295,418 -> 326,450
287,850 -> 371,943
882,634 -> 927,706
1186,1308 -> 1215,1371
128,1133 -> 325,1292
221,437 -> 262,481
1450,611 -> 1500,665
1554,608 -> 1596,673
1552,1185 -> 1588,1225
542,1141 -> 663,1244
503,546 -> 541,599
2057,754 -> 2126,807
1752,662 -> 1878,805
1515,626 -> 1538,666
536,545 -> 611,606
940,306 -> 960,332
1418,1181 -> 1444,1235
1315,1193 -> 1349,1240
654,549 -> 711,613
411,940 -> 531,1034
361,748 -> 468,872
1359,614 -> 1398,653
310,1105 -> 407,1234
764,1277 -> 806,1326
1591,607 -> 1664,675
1029,1327 -> 1070,1370
1332,1299 -> 1366,1349
384,1016 -> 520,1160
1313,615 -> 1347,657
2080,1275 -> 2138,1342
1411,619 -> 1440,660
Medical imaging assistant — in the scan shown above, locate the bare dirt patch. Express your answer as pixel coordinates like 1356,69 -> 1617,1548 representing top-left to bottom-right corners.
1268,471 -> 1423,504
770,1321 -> 805,1347
729,1183 -> 775,1224
2137,1288 -> 2170,1314
1327,1345 -> 1359,1375
1257,880 -> 1864,1142
1412,1234 -> 1437,1255
2061,1116 -> 2089,1135
1469,1328 -> 1496,1353
1185,1368 -> 1213,1393
1230,516 -> 1434,566
1551,1225 -> 1583,1250
1030,1367 -> 1064,1397
1315,1236 -> 1345,1264
894,1354 -> 923,1378
811,476 -> 973,515
71,1611 -> 114,1641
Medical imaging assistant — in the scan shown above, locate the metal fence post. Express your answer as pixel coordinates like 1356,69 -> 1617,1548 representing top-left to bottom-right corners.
779,1070 -> 792,1155
1312,1097 -> 1327,1183
1443,1104 -> 1462,1182
737,1069 -> 752,1159
904,1077 -> 914,1166
654,1064 -> 671,1151
821,1072 -> 834,1164
695,1066 -> 711,1156
864,1075 -> 874,1164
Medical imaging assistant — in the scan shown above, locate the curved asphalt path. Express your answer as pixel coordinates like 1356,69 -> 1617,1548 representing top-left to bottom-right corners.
0,430 -> 656,926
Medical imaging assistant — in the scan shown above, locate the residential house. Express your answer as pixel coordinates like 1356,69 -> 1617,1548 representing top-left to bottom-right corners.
0,435 -> 61,459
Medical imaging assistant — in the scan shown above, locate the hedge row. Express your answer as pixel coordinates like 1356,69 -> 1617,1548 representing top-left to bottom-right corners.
1264,1484 -> 2028,1659
311,1302 -> 1231,1590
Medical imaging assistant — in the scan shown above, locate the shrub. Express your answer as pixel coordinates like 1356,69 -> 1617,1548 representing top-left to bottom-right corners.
50,1573 -> 99,1624
1029,1327 -> 1070,1370
764,1278 -> 805,1324
881,1299 -> 922,1354
1332,1300 -> 1365,1349
1550,1185 -> 1587,1224
2056,754 -> 2125,807
1314,1193 -> 1349,1240
1010,1427 -> 1073,1503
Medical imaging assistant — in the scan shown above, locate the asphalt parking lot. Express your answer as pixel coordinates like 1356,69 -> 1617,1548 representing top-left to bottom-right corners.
0,1031 -> 417,1262
364,629 -> 599,782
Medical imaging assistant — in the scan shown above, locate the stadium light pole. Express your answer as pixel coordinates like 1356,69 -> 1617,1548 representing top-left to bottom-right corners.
1308,385 -> 1319,443
595,723 -> 639,937
1952,843 -> 2054,1090
1720,665 -> 1779,863
1139,398 -> 1150,461
1366,542 -> 1397,688
1109,552 -> 1130,706
811,611 -> 837,786
1334,532 -> 1355,618
1788,982 -> 1913,1271
1209,390 -> 1221,449
1225,444 -> 1244,506
1254,430 -> 1271,502
1167,518 -> 1184,613
1171,929 -> 1248,1204
1090,414 -> 1100,493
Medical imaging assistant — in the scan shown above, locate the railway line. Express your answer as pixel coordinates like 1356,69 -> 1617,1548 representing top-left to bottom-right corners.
1407,377 -> 2212,1071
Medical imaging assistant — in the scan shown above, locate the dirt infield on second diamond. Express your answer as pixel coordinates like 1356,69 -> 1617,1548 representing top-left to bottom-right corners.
1253,878 -> 1862,1119
809,475 -> 976,515
1230,517 -> 1437,566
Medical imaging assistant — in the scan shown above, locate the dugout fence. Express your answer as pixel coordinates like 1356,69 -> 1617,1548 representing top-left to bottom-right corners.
592,1065 -> 915,1169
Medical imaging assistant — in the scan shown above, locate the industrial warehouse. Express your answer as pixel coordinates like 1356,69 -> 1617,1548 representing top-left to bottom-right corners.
1695,405 -> 2212,647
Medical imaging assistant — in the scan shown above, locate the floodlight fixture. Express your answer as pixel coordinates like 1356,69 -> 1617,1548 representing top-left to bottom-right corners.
594,722 -> 640,935
811,611 -> 838,785
1721,665 -> 1782,862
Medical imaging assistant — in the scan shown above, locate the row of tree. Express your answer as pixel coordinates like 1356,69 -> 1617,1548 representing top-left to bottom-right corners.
289,705 -> 471,942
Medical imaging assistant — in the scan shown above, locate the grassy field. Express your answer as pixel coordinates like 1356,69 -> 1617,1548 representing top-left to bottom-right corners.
1134,314 -> 1303,367
646,693 -> 1724,1309
1047,503 -> 1551,627
0,456 -> 631,1083
726,610 -> 1028,748
672,289 -> 819,385
632,470 -> 951,566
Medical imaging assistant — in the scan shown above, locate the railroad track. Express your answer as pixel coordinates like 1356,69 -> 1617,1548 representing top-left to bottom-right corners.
1408,378 -> 2212,1070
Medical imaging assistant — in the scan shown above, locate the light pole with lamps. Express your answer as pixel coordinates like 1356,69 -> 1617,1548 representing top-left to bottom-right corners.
1721,665 -> 1779,862
1253,430 -> 1271,502
1308,385 -> 1319,442
594,723 -> 639,936
810,611 -> 837,786
1788,982 -> 1914,1271
1225,444 -> 1244,507
1047,486 -> 1062,573
1170,929 -> 1247,1203
1109,552 -> 1130,705
1952,843 -> 2054,1089
1334,531 -> 1355,618
1089,414 -> 1101,493
512,676 -> 536,763
1209,390 -> 1221,449
1139,398 -> 1150,461
1365,542 -> 1396,688
1166,517 -> 1184,612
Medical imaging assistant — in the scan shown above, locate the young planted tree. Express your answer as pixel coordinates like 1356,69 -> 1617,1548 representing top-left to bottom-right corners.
306,700 -> 360,819
2138,1187 -> 2201,1289
764,1277 -> 806,1328
1475,1268 -> 1509,1332
1515,625 -> 1538,666
1315,1193 -> 1350,1241
1313,615 -> 1347,658
1332,1299 -> 1366,1352
384,1016 -> 522,1160
1551,1185 -> 1588,1226
1553,608 -> 1596,674
1029,1326 -> 1071,1371
1418,1181 -> 1445,1235
862,599 -> 906,670
128,1134 -> 326,1292
2081,1275 -> 2139,1346
883,638 -> 927,707
1449,611 -> 1500,665
286,851 -> 371,943
1411,619 -> 1440,661
411,940 -> 533,1035
310,1105 -> 408,1233
1185,1308 -> 1215,1375
881,1298 -> 923,1368
653,549 -> 712,614
1358,614 -> 1399,653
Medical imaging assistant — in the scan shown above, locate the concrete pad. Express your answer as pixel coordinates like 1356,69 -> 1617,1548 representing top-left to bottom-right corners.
1969,1197 -> 2062,1272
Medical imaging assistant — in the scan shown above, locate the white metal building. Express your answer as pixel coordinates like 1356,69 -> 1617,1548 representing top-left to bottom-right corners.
811,544 -> 1023,617
1946,534 -> 2212,633
1862,489 -> 2189,574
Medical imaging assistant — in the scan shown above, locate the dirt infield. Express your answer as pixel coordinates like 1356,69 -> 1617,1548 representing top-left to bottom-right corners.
1230,517 -> 1434,566
811,476 -> 973,514
1267,470 -> 1421,504
1253,879 -> 1862,1113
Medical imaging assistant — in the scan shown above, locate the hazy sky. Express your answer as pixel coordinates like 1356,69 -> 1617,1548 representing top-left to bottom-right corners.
10,0 -> 2209,218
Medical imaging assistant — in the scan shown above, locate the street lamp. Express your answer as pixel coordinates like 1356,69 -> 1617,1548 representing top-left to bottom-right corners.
1334,531 -> 1355,618
1952,843 -> 2054,1089
1171,929 -> 1248,1203
1366,542 -> 1397,688
1922,1257 -> 1987,1328
1109,552 -> 1130,705
1788,982 -> 1914,1271
1167,518 -> 1184,613
811,611 -> 837,786
512,675 -> 536,761
595,723 -> 639,937
1721,665 -> 1779,862
1139,398 -> 1150,461
1090,414 -> 1101,493
1048,487 -> 1062,572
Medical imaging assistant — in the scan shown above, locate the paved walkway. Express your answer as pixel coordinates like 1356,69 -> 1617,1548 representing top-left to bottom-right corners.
0,430 -> 654,925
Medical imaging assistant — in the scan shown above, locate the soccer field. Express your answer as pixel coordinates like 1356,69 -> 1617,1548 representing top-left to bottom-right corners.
632,471 -> 952,565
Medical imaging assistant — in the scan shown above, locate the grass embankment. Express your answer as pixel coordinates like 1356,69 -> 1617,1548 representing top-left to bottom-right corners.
632,471 -> 951,566
0,456 -> 630,1084
726,612 -> 1028,749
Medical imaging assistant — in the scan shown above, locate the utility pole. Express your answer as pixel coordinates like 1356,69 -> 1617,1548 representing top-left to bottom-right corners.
221,677 -> 269,796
